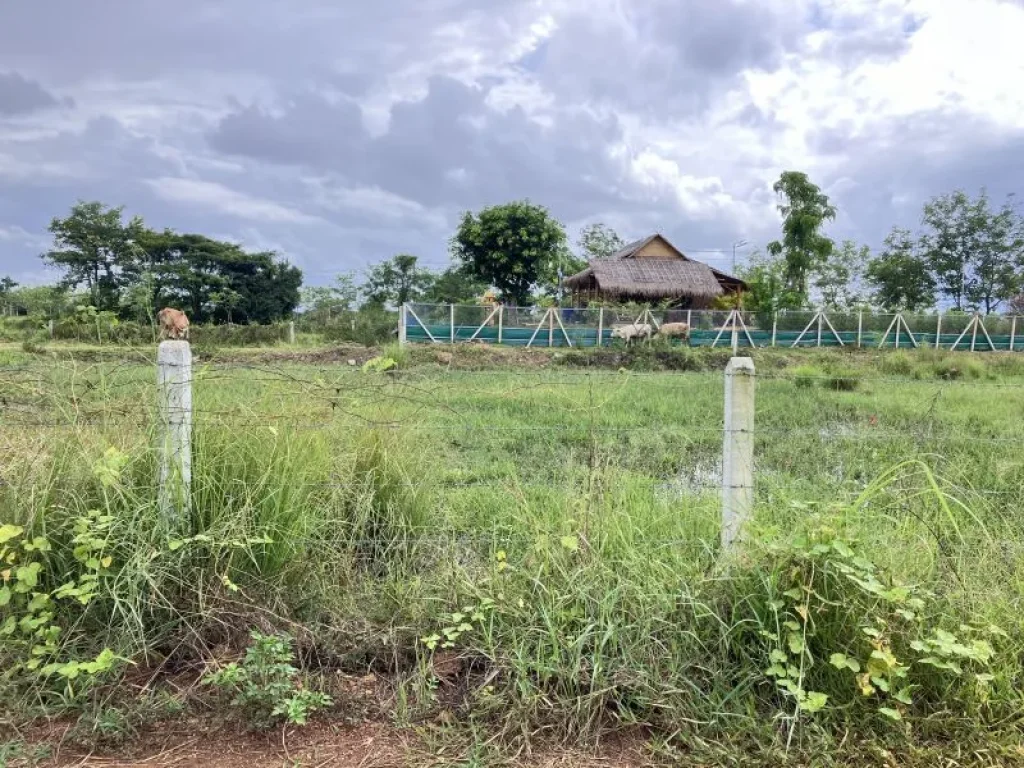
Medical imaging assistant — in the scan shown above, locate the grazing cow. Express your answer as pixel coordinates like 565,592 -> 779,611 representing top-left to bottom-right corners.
610,323 -> 653,346
655,322 -> 690,342
157,308 -> 190,340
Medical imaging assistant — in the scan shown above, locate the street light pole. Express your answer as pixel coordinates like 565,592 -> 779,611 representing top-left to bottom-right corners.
732,239 -> 748,274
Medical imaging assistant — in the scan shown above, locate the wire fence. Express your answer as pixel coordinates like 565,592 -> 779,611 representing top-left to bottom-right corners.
3,352 -> 1023,519
403,303 -> 1024,351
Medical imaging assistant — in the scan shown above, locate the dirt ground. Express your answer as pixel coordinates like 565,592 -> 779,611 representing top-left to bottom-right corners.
10,719 -> 649,768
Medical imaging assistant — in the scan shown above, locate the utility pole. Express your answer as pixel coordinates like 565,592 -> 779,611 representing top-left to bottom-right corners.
732,240 -> 748,274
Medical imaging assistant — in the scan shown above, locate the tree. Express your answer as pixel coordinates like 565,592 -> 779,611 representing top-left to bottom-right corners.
452,201 -> 567,306
865,227 -> 936,312
738,251 -> 803,313
137,230 -> 301,323
766,172 -> 837,301
577,223 -> 625,259
812,240 -> 869,309
0,276 -> 17,315
921,190 -> 1023,313
302,273 -> 361,319
44,201 -> 145,313
424,265 -> 488,304
362,254 -> 433,307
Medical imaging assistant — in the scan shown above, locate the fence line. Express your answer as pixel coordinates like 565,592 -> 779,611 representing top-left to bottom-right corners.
401,303 -> 1024,352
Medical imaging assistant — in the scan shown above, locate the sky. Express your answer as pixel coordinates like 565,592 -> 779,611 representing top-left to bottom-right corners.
2,0 -> 1024,287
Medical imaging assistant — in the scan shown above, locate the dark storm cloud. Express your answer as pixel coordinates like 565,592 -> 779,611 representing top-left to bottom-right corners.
534,0 -> 806,117
0,72 -> 70,115
823,110 -> 1024,246
209,76 -> 631,221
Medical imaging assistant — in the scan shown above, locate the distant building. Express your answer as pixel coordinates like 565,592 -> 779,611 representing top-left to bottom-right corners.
563,234 -> 746,308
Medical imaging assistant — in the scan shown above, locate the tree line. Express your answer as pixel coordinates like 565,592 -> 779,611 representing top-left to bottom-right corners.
749,172 -> 1024,315
2,179 -> 1023,334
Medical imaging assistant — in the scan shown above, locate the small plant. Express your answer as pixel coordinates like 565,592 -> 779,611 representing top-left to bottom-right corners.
204,631 -> 331,728
880,351 -> 914,376
824,371 -> 860,392
362,355 -> 398,373
791,365 -> 820,388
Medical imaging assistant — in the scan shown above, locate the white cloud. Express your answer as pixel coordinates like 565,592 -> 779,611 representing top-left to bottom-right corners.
147,177 -> 320,224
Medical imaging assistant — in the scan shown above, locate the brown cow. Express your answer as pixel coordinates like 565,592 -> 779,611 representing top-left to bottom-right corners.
157,308 -> 190,340
655,322 -> 690,341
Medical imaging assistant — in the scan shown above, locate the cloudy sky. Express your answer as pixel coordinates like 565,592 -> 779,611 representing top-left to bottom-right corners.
2,0 -> 1024,286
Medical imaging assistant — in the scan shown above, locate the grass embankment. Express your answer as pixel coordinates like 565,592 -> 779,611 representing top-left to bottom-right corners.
1,345 -> 1023,764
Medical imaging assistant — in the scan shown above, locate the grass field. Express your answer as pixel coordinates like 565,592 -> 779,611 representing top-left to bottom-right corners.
2,342 -> 1024,764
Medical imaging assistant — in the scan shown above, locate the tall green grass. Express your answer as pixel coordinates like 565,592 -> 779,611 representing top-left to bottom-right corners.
1,351 -> 1023,760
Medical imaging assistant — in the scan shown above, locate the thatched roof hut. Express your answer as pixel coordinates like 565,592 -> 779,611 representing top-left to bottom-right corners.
563,234 -> 746,308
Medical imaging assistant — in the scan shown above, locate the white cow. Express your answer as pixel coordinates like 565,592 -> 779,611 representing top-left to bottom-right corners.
610,323 -> 653,345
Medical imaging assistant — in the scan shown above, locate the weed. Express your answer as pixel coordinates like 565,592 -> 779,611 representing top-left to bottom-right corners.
204,631 -> 332,728
792,365 -> 820,388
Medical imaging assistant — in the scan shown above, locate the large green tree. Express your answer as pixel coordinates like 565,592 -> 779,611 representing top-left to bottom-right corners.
577,222 -> 625,259
362,254 -> 434,307
424,265 -> 488,304
137,229 -> 301,323
921,190 -> 1023,313
766,172 -> 837,302
738,251 -> 803,313
44,201 -> 146,312
812,240 -> 869,310
451,201 -> 567,306
865,227 -> 936,312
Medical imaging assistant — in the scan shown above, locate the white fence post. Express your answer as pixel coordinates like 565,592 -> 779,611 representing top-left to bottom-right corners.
497,305 -> 504,345
722,357 -> 755,551
1011,316 -> 1017,352
935,314 -> 942,349
771,312 -> 778,347
158,341 -> 192,525
856,311 -> 863,348
398,304 -> 407,346
597,307 -> 604,347
450,304 -> 456,344
287,321 -> 295,345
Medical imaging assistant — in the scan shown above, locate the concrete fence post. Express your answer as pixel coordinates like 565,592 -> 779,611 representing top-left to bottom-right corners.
287,320 -> 296,345
398,304 -> 408,346
1011,316 -> 1017,352
158,341 -> 192,526
450,304 -> 455,344
722,357 -> 755,551
497,305 -> 504,345
48,319 -> 54,339
856,311 -> 863,348
597,307 -> 604,348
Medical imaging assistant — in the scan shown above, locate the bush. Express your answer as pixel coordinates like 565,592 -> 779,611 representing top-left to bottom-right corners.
825,371 -> 861,392
791,365 -> 820,388
880,351 -> 915,376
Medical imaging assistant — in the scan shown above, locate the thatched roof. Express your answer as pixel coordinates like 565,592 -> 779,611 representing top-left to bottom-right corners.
563,258 -> 725,300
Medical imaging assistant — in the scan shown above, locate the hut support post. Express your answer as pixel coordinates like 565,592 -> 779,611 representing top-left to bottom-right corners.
722,356 -> 755,551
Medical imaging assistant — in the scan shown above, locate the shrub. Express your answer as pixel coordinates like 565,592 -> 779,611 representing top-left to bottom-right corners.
204,631 -> 331,728
880,352 -> 914,376
824,371 -> 861,392
791,365 -> 820,388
